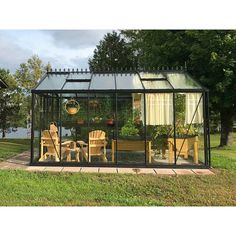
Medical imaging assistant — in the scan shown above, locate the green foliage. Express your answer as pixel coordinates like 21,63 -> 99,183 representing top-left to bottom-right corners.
14,55 -> 51,129
0,69 -> 24,138
122,30 -> 236,146
88,31 -> 137,71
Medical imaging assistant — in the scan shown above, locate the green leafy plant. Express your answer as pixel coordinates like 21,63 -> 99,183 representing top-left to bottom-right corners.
120,119 -> 139,137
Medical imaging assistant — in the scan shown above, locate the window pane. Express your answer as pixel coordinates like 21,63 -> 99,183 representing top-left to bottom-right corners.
36,74 -> 68,90
90,74 -> 115,90
139,72 -> 166,79
67,72 -> 91,80
116,73 -> 143,90
143,80 -> 172,89
167,73 -> 201,89
63,81 -> 89,90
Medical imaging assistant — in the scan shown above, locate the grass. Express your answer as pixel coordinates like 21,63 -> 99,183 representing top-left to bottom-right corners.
0,139 -> 30,161
0,135 -> 235,206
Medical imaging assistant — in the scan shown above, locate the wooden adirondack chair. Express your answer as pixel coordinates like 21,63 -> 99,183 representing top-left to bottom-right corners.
78,130 -> 107,162
39,130 -> 60,162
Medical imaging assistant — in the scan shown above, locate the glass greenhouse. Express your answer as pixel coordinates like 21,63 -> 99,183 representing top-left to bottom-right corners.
31,69 -> 210,168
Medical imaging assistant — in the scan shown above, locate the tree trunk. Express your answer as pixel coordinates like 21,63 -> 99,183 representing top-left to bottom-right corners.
220,108 -> 234,146
2,129 -> 6,138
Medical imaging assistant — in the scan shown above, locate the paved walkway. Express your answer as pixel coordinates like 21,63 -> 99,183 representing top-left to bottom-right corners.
0,151 -> 214,175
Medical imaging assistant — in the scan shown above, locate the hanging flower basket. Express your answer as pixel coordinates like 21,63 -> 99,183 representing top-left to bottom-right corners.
65,99 -> 80,115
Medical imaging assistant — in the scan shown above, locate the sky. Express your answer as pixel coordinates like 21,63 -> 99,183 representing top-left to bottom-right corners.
0,30 -> 111,72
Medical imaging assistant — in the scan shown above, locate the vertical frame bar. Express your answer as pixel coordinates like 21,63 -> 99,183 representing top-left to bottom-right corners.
38,95 -> 43,162
30,93 -> 35,164
87,91 -> 90,163
203,91 -> 209,166
115,91 -> 118,165
59,94 -> 62,162
143,91 -> 147,165
206,91 -> 211,167
173,92 -> 177,165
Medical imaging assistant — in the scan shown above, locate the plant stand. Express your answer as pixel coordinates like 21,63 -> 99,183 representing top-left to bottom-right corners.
111,139 -> 153,163
167,136 -> 199,164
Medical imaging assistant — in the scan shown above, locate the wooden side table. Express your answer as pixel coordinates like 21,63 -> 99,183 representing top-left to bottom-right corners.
111,139 -> 152,163
61,141 -> 80,162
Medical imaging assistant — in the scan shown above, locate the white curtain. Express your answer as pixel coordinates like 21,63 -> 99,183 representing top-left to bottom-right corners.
185,93 -> 203,124
135,93 -> 173,125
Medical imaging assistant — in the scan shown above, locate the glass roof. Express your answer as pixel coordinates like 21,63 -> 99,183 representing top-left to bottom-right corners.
90,74 -> 115,90
33,71 -> 205,92
115,73 -> 143,90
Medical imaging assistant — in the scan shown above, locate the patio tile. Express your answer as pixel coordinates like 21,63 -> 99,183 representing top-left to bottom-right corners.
154,168 -> 176,175
44,167 -> 63,172
80,167 -> 99,173
62,167 -> 81,172
26,166 -> 46,171
174,169 -> 195,175
0,162 -> 27,169
192,169 -> 214,175
117,168 -> 137,174
99,168 -> 118,173
137,168 -> 156,175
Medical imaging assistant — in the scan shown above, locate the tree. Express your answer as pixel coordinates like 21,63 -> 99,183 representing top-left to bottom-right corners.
186,30 -> 236,146
0,69 -> 23,138
122,30 -> 236,146
14,55 -> 51,128
88,31 -> 137,71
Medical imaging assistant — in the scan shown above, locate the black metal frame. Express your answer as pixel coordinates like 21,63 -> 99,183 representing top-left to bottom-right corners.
31,69 -> 210,169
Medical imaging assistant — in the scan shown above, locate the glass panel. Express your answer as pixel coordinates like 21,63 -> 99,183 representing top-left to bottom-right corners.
90,74 -> 115,90
34,93 -> 60,163
116,73 -> 143,90
174,92 -> 204,166
167,73 -> 201,89
36,74 -> 68,90
32,94 -> 41,163
88,93 -> 116,164
63,81 -> 89,90
60,94 -> 88,163
143,80 -> 172,89
139,72 -> 166,79
145,93 -> 174,166
116,93 -> 145,165
67,72 -> 91,80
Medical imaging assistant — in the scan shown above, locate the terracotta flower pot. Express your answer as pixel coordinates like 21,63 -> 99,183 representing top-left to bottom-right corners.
106,119 -> 114,126
77,119 -> 85,125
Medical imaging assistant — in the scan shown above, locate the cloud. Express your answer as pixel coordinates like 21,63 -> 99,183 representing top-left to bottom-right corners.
0,30 -> 112,73
44,30 -> 111,49
0,32 -> 33,72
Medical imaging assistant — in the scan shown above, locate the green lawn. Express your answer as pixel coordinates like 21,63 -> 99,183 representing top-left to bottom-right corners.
0,135 -> 235,206
0,139 -> 30,161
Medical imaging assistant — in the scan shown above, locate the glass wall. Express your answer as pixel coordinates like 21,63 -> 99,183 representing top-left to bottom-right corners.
61,93 -> 88,163
145,93 -> 175,166
87,93 -> 116,164
31,90 -> 209,167
174,92 -> 205,166
32,93 -> 60,163
116,93 -> 145,165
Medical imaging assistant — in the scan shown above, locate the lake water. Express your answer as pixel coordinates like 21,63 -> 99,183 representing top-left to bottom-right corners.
0,127 -> 72,139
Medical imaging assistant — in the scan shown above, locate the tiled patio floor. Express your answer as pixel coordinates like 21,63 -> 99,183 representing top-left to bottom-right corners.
0,151 -> 214,175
